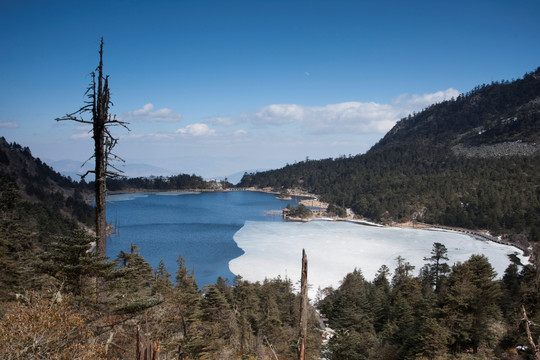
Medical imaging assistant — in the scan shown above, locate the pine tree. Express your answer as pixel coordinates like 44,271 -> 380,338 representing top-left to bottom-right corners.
152,258 -> 173,296
392,256 -> 415,288
327,329 -> 376,360
232,277 -> 260,353
200,284 -> 238,351
109,243 -> 162,314
423,242 -> 451,293
371,265 -> 391,333
442,255 -> 502,353
172,255 -> 204,359
413,317 -> 450,359
37,229 -> 115,300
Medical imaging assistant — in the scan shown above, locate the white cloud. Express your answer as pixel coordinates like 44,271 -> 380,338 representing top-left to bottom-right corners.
133,103 -> 153,116
239,88 -> 461,135
244,104 -> 305,125
241,102 -> 399,134
123,103 -> 182,122
0,121 -> 19,128
305,102 -> 401,134
176,123 -> 216,137
394,88 -> 460,111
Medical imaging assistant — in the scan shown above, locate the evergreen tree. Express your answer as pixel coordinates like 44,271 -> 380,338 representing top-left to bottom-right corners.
413,317 -> 450,359
392,256 -> 415,288
37,229 -> 115,299
173,255 -> 204,359
232,277 -> 260,354
500,259 -> 522,318
423,242 -> 451,293
109,243 -> 161,314
152,258 -> 173,296
327,329 -> 376,360
371,265 -> 391,333
215,276 -> 233,305
328,269 -> 374,332
386,276 -> 425,358
201,284 -> 238,351
442,255 -> 502,353
176,255 -> 199,294
257,283 -> 283,341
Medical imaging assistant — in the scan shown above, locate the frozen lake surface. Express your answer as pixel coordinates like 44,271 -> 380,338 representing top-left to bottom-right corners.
230,220 -> 528,299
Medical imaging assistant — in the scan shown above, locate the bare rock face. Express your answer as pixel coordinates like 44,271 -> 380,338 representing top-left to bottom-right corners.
451,141 -> 540,158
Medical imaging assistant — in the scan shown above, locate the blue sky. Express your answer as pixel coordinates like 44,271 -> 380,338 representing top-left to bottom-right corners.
1,0 -> 539,179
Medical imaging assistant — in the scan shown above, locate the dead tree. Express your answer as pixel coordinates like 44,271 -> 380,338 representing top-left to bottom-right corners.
298,249 -> 308,360
521,305 -> 540,360
56,37 -> 129,258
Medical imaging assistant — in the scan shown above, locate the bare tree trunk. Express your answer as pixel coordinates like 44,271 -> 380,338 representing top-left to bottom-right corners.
94,40 -> 108,259
522,305 -> 540,360
298,249 -> 308,360
94,40 -> 109,306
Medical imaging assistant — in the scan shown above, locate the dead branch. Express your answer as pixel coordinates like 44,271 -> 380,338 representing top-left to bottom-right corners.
521,305 -> 540,360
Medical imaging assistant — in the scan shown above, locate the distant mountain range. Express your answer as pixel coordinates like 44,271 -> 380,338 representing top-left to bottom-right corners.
42,158 -> 176,180
239,67 -> 540,242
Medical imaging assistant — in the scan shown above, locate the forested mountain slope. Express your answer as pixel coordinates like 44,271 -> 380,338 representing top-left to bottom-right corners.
0,137 -> 94,227
239,68 -> 540,240
0,138 -> 95,302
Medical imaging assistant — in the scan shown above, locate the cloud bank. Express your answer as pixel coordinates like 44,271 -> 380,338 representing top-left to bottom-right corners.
239,88 -> 460,135
125,88 -> 460,143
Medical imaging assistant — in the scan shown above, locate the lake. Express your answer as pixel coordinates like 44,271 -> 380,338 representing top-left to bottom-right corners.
106,191 -> 527,294
106,190 -> 299,287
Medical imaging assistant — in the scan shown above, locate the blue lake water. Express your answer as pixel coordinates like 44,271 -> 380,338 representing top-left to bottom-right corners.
106,191 -> 299,287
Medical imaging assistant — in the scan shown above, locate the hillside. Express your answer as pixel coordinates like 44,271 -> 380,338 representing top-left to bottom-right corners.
238,67 -> 540,241
373,69 -> 540,152
0,138 -> 97,302
0,137 -> 94,227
